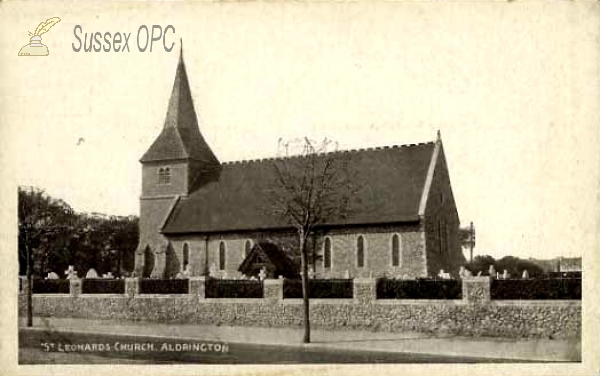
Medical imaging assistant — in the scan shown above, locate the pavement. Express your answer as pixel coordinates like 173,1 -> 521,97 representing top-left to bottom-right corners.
18,316 -> 581,362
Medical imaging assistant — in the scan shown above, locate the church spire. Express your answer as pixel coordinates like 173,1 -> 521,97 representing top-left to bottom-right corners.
141,45 -> 220,166
164,41 -> 195,130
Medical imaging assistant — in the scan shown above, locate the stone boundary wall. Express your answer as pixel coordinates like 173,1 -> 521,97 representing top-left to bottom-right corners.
18,277 -> 581,339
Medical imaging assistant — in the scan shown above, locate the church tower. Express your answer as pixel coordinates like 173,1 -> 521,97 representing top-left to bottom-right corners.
134,47 -> 220,277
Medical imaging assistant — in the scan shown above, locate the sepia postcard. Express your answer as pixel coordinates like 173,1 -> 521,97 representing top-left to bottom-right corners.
0,1 -> 598,375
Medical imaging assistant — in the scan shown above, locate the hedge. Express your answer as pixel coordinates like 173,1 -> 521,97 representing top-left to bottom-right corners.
81,279 -> 125,294
32,279 -> 70,294
491,278 -> 581,300
283,279 -> 353,299
139,279 -> 189,294
205,279 -> 263,298
376,278 -> 462,299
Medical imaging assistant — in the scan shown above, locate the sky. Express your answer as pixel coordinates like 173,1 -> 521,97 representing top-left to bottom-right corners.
1,2 -> 598,260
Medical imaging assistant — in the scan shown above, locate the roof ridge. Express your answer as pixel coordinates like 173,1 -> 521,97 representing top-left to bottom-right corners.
220,141 -> 435,166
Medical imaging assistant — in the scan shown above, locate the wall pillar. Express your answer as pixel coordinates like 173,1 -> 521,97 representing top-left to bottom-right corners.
263,279 -> 283,303
189,276 -> 206,298
19,276 -> 28,295
125,277 -> 140,296
462,276 -> 491,304
70,278 -> 82,297
353,278 -> 376,304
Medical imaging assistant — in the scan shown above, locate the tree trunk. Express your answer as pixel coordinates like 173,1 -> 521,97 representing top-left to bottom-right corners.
117,248 -> 122,278
299,232 -> 310,343
26,246 -> 33,327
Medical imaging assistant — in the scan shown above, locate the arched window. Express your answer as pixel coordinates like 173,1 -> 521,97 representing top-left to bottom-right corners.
356,236 -> 365,268
182,243 -> 189,269
323,238 -> 332,269
244,240 -> 252,258
219,241 -> 226,270
438,220 -> 444,254
392,234 -> 401,267
142,245 -> 154,278
157,167 -> 172,185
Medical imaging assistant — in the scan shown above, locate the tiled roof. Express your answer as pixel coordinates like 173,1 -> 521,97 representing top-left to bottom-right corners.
162,142 -> 435,234
141,53 -> 219,165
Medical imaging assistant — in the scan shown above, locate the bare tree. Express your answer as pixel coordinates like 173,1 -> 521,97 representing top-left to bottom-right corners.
270,138 -> 354,343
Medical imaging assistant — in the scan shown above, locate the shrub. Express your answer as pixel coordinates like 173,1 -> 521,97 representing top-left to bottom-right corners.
491,278 -> 581,300
81,279 -> 125,294
543,271 -> 581,279
205,279 -> 263,298
283,279 -> 353,299
376,278 -> 462,299
139,279 -> 189,294
32,279 -> 70,294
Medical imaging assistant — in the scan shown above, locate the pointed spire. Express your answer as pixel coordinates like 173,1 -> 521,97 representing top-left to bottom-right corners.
164,45 -> 194,130
436,129 -> 442,143
140,49 -> 220,166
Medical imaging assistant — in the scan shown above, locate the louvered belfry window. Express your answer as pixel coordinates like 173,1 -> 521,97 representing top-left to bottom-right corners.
158,167 -> 171,184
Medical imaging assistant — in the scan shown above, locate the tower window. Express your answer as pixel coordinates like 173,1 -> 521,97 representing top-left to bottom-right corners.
219,241 -> 226,270
323,237 -> 332,269
356,236 -> 365,268
158,167 -> 171,185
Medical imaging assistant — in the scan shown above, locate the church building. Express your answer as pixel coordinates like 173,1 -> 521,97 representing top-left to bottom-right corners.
134,51 -> 465,280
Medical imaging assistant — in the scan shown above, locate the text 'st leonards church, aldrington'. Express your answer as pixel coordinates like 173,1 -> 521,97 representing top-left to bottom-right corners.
134,49 -> 466,280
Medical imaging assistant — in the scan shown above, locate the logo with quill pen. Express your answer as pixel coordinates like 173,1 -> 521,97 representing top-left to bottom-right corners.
19,17 -> 61,56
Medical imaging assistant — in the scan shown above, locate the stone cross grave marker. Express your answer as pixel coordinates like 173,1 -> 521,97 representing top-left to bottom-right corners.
65,265 -> 77,279
258,268 -> 266,281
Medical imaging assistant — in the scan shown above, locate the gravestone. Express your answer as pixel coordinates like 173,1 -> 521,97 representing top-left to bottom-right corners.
46,272 -> 59,280
258,268 -> 266,281
65,265 -> 78,279
208,263 -> 217,278
181,265 -> 190,279
86,268 -> 99,279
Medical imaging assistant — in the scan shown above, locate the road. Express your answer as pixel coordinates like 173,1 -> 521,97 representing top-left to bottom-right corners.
19,329 -> 522,364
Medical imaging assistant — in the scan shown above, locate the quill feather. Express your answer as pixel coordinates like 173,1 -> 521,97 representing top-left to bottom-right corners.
33,21 -> 46,36
34,17 -> 61,36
